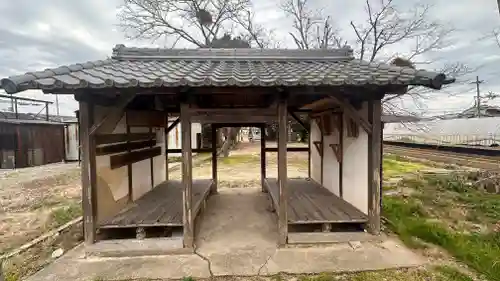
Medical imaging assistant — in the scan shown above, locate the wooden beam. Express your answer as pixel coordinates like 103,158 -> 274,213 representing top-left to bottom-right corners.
166,148 -> 212,154
167,118 -> 180,134
264,147 -> 309,152
181,103 -> 194,248
289,111 -> 309,133
89,92 -> 136,135
260,125 -> 266,193
79,102 -> 97,245
95,139 -> 156,155
126,110 -> 167,127
328,95 -> 372,134
192,115 -> 275,124
277,98 -> 288,246
313,141 -> 323,156
109,146 -> 162,169
211,124 -> 218,194
367,99 -> 382,235
95,133 -> 155,145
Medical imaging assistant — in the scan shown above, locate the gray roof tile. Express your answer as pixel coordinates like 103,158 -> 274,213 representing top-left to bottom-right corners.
0,45 -> 455,94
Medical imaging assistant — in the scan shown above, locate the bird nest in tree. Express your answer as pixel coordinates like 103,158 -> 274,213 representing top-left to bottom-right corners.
196,9 -> 213,26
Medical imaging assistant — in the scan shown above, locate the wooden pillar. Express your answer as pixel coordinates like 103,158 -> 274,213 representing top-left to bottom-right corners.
79,102 -> 97,245
126,113 -> 133,202
320,124 -> 324,185
307,132 -> 311,178
181,103 -> 194,248
260,125 -> 266,192
339,113 -> 344,198
211,124 -> 218,194
367,99 -> 382,235
165,115 -> 169,181
277,99 -> 288,246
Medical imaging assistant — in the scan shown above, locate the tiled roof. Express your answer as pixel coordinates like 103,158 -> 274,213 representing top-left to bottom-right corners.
0,44 -> 454,94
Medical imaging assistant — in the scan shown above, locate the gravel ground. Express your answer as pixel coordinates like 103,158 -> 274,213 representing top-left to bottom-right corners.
0,162 -> 81,254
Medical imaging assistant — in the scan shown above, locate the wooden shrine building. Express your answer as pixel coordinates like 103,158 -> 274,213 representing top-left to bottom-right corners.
1,45 -> 453,252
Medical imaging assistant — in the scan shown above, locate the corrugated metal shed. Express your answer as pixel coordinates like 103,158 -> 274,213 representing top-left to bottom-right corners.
0,116 -> 66,169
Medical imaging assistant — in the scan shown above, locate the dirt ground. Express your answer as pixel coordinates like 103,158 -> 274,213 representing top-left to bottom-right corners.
0,162 -> 82,254
170,141 -> 309,184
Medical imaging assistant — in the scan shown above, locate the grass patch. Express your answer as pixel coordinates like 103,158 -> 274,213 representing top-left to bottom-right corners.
383,174 -> 500,280
382,156 -> 427,179
219,154 -> 260,165
46,202 -> 82,228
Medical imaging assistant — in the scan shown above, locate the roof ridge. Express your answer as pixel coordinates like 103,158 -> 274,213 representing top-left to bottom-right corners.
111,44 -> 355,61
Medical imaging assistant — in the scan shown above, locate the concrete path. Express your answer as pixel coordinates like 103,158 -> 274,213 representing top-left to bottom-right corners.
26,187 -> 426,281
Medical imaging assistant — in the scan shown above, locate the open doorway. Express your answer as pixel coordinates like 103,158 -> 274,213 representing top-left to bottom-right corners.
194,124 -> 277,250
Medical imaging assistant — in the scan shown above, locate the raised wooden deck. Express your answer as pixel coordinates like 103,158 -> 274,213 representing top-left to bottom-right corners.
264,178 -> 367,224
100,179 -> 213,229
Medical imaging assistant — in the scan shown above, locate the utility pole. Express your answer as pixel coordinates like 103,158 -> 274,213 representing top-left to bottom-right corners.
55,94 -> 60,116
470,76 -> 484,118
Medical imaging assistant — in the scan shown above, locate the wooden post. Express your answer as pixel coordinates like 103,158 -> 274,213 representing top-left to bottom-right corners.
126,113 -> 133,202
79,102 -> 97,245
277,99 -> 288,246
367,99 -> 382,235
339,113 -> 344,198
181,103 -> 194,248
260,125 -> 266,192
149,126 -> 154,188
320,124 -> 324,185
211,124 -> 218,194
308,133 -> 311,178
165,115 -> 169,181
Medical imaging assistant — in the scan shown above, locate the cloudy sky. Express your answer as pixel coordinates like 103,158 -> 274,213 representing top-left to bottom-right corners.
0,0 -> 499,117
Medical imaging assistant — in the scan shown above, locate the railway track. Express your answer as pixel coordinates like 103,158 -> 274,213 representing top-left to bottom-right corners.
384,145 -> 500,171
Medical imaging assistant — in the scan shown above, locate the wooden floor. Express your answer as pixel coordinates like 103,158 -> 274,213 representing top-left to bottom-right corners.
100,179 -> 213,228
264,178 -> 367,224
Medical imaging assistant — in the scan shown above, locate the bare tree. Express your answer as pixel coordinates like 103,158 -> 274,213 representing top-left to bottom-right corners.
281,0 -> 346,49
118,0 -> 271,48
281,0 -> 470,117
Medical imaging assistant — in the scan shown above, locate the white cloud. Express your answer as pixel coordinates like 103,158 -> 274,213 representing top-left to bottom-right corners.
0,0 -> 499,117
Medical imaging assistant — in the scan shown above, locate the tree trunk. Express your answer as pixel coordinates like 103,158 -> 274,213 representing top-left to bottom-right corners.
221,127 -> 241,157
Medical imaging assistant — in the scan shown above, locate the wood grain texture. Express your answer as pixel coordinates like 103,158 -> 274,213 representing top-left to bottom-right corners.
277,99 -> 288,246
96,139 -> 156,155
180,103 -> 194,248
367,99 -> 382,234
109,146 -> 162,169
265,178 -> 367,224
95,133 -> 155,145
100,179 -> 212,228
80,102 -> 97,245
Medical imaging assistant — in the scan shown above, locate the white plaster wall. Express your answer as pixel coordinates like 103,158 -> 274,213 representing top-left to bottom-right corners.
322,128 -> 340,196
153,128 -> 166,186
129,126 -> 153,200
93,106 -> 129,223
309,120 -> 322,184
95,108 -> 129,201
341,103 -> 369,214
167,119 -> 202,156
